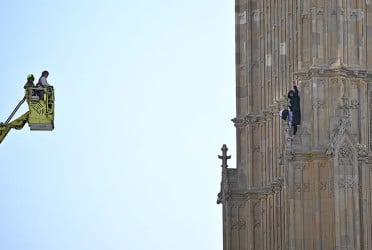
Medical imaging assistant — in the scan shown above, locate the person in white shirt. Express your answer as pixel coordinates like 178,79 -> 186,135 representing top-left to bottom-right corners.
279,109 -> 294,140
279,109 -> 293,127
36,70 -> 53,100
37,70 -> 51,87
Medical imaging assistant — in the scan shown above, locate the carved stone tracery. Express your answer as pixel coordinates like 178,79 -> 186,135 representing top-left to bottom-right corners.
338,144 -> 354,166
312,99 -> 326,109
231,219 -> 246,230
338,178 -> 356,190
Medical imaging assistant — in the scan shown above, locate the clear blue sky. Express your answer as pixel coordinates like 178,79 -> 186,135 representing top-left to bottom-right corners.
0,1 -> 235,249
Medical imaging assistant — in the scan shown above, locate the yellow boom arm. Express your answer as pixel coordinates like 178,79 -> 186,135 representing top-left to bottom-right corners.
0,111 -> 29,143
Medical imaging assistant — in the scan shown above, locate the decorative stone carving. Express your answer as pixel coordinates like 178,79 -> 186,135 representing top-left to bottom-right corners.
338,144 -> 354,166
219,144 -> 231,169
337,178 -> 356,190
319,181 -> 328,191
294,182 -> 310,192
295,66 -> 368,79
340,115 -> 351,131
231,219 -> 246,230
311,7 -> 324,17
351,79 -> 360,86
328,118 -> 353,155
338,7 -> 345,15
356,143 -> 368,157
217,145 -> 232,204
230,202 -> 245,209
231,117 -> 246,128
238,11 -> 246,25
350,99 -> 360,109
253,220 -> 261,229
348,9 -> 363,21
285,148 -> 294,160
301,13 -> 310,22
312,99 -> 326,109
295,164 -> 305,171
300,80 -> 310,88
331,78 -> 338,84
340,95 -> 351,116
252,10 -> 260,22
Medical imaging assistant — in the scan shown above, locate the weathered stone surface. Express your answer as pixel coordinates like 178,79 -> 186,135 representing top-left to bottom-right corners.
218,1 -> 372,249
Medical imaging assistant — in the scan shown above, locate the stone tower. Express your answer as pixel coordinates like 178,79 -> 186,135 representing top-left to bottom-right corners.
217,1 -> 372,249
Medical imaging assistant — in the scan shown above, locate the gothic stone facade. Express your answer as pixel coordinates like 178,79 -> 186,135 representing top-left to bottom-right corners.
217,1 -> 372,249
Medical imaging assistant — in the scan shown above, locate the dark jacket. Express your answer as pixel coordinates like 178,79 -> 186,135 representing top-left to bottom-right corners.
24,80 -> 35,89
288,86 -> 301,125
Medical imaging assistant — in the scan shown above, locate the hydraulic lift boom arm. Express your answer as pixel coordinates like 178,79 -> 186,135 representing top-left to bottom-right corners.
0,111 -> 29,143
0,96 -> 29,143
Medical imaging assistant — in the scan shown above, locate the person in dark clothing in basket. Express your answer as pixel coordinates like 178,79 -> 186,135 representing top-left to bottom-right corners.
288,81 -> 301,140
24,74 -> 35,89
